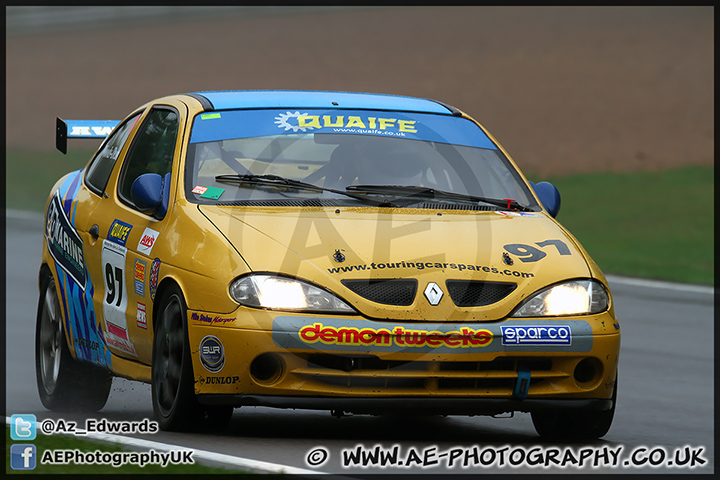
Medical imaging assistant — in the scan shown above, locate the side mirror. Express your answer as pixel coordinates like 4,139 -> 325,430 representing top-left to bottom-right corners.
131,173 -> 170,218
529,181 -> 561,218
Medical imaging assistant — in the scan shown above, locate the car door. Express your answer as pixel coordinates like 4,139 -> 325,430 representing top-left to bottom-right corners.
83,101 -> 188,365
53,111 -> 143,369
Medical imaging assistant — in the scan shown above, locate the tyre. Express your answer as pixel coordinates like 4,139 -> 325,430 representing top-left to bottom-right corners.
151,284 -> 233,431
35,271 -> 112,412
531,377 -> 617,440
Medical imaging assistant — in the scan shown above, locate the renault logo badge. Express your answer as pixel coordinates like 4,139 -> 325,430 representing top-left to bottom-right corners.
424,282 -> 444,306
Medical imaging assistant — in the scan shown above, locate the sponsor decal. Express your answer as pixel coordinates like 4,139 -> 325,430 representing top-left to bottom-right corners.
149,258 -> 160,301
199,336 -> 225,373
107,219 -> 133,246
502,252 -> 514,266
137,302 -> 147,329
273,317 -> 593,353
76,337 -> 100,351
333,249 -> 346,263
102,239 -> 136,356
274,111 -> 310,133
191,185 -> 208,194
275,111 -> 418,134
189,108 -> 496,149
190,312 -> 236,325
134,258 -> 146,296
613,322 -> 620,331
199,186 -> 225,199
137,227 -> 159,255
106,323 -> 127,339
45,192 -> 86,289
501,325 -> 572,346
198,375 -> 240,385
200,113 -> 221,120
494,211 -> 542,217
299,323 -> 493,349
105,334 -> 137,356
327,259 -> 535,279
65,120 -> 118,137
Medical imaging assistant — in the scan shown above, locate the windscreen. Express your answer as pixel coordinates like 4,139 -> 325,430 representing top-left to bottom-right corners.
185,109 -> 538,208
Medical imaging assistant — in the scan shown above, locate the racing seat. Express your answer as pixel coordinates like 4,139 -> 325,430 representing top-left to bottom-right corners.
302,144 -> 360,189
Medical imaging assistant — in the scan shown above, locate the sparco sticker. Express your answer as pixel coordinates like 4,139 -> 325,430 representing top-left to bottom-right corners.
501,325 -> 572,346
45,191 -> 86,289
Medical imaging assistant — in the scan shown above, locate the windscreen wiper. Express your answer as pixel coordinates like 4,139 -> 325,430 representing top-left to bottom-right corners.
214,174 -> 398,207
346,184 -> 534,211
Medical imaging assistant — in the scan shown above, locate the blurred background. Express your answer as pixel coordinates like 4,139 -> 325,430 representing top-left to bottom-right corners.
5,6 -> 713,283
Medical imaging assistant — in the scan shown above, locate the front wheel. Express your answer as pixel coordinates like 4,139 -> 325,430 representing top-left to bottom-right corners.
151,284 -> 233,431
531,377 -> 617,440
35,271 -> 112,411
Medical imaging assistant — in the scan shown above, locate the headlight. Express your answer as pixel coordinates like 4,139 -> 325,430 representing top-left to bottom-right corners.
511,279 -> 609,317
229,274 -> 355,313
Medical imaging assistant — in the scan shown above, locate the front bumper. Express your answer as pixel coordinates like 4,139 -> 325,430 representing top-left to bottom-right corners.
187,309 -> 620,411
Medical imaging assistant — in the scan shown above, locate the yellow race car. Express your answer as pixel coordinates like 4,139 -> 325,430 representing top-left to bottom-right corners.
36,90 -> 620,438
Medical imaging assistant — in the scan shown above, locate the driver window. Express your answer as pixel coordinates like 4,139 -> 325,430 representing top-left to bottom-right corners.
85,113 -> 141,195
118,107 -> 179,208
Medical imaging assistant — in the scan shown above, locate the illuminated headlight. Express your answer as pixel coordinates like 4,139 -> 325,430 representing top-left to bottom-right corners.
511,279 -> 609,317
230,274 -> 355,313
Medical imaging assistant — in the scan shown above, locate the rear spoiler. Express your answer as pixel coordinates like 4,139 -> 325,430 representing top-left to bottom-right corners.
56,118 -> 119,154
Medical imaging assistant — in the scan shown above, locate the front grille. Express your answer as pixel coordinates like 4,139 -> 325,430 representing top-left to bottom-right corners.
341,279 -> 417,306
446,280 -> 517,307
297,354 -> 557,394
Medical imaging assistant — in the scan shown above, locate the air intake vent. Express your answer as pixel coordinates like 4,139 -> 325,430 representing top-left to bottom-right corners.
446,280 -> 517,307
341,279 -> 417,306
221,199 -> 340,207
418,202 -> 497,211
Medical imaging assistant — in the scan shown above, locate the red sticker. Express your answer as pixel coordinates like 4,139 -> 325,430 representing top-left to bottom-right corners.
137,302 -> 147,329
192,185 -> 208,194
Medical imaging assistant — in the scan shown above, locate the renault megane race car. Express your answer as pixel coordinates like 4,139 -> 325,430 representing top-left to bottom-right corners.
36,90 -> 620,438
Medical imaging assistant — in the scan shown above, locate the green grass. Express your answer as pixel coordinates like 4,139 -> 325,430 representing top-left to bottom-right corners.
5,148 -> 98,212
5,426 -> 250,474
5,148 -> 713,285
541,165 -> 713,285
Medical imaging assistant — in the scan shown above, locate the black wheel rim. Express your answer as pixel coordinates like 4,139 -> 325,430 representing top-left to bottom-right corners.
154,295 -> 185,417
39,279 -> 62,396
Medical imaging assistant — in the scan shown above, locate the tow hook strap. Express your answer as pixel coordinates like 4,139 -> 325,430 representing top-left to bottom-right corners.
513,369 -> 531,399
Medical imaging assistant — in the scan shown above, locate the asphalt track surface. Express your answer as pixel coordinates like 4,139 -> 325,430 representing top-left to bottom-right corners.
5,211 -> 714,474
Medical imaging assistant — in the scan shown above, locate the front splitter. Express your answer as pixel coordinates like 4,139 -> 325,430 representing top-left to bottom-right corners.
197,394 -> 612,415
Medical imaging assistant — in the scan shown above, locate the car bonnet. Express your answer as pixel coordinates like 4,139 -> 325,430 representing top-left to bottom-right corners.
199,205 -> 592,321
